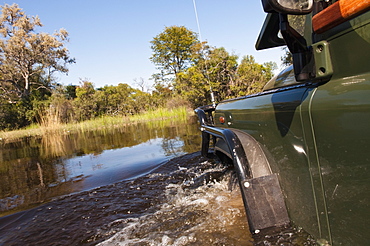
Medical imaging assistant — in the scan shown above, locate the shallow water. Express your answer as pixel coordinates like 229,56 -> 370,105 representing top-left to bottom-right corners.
0,119 -> 315,245
0,153 -> 250,245
0,153 -> 315,245
0,119 -> 200,216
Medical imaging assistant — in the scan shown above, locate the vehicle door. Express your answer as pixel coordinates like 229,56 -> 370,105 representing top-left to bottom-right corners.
306,9 -> 370,245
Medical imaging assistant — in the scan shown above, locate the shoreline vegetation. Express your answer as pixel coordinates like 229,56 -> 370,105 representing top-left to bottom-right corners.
0,106 -> 193,143
0,5 -> 276,142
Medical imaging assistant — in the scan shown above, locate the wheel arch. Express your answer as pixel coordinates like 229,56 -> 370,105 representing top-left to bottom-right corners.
215,129 -> 273,179
195,107 -> 290,232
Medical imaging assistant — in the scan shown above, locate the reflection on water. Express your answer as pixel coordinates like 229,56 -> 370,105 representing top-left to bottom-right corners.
0,152 -> 315,245
0,117 -> 201,216
0,116 -> 316,246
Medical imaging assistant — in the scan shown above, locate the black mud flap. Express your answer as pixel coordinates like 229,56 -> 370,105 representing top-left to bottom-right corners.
194,108 -> 290,233
240,173 -> 290,233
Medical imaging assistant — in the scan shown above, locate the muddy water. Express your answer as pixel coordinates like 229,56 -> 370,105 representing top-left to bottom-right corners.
0,118 -> 315,245
0,118 -> 200,216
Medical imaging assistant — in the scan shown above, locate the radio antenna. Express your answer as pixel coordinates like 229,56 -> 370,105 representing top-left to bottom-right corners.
192,0 -> 216,107
192,0 -> 202,42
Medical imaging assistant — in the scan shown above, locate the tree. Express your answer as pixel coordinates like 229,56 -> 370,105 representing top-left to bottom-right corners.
133,77 -> 147,92
176,52 -> 276,108
202,47 -> 239,101
150,26 -> 199,78
65,84 -> 77,100
73,80 -> 97,121
99,83 -> 135,115
235,55 -> 277,95
176,66 -> 209,108
175,46 -> 239,107
130,89 -> 155,113
0,4 -> 75,102
93,83 -> 154,116
34,85 -> 74,125
0,97 -> 28,129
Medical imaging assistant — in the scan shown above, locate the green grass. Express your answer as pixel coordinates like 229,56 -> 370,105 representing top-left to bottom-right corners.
0,106 -> 193,143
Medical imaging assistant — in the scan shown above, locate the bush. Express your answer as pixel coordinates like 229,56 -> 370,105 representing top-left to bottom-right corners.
0,101 -> 30,130
165,96 -> 192,110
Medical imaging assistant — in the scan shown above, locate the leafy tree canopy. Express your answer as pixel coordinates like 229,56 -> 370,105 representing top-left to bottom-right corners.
235,55 -> 277,96
0,3 -> 75,102
150,26 -> 199,77
175,45 -> 276,107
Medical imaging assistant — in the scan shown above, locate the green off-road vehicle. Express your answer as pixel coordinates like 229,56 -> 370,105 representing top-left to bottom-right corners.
195,0 -> 370,245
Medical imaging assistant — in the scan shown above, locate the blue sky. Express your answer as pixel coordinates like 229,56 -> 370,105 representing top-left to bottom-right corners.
3,1 -> 284,89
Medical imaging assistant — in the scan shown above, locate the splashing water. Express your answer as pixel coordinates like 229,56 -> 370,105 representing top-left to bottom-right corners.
98,164 -> 251,245
0,152 -> 315,245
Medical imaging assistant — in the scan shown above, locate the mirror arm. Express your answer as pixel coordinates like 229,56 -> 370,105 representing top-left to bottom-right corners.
279,14 -> 314,81
279,14 -> 307,53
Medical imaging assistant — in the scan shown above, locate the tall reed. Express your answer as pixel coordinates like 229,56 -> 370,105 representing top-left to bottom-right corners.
38,104 -> 64,133
0,106 -> 194,142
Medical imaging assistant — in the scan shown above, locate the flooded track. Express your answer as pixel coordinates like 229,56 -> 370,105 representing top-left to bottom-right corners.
0,152 -> 315,245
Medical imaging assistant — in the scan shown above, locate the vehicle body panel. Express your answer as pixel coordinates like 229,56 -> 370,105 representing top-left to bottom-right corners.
308,16 -> 370,243
196,6 -> 370,245
215,84 -> 326,239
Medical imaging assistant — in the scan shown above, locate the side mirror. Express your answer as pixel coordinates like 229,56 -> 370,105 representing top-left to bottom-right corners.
262,0 -> 313,15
